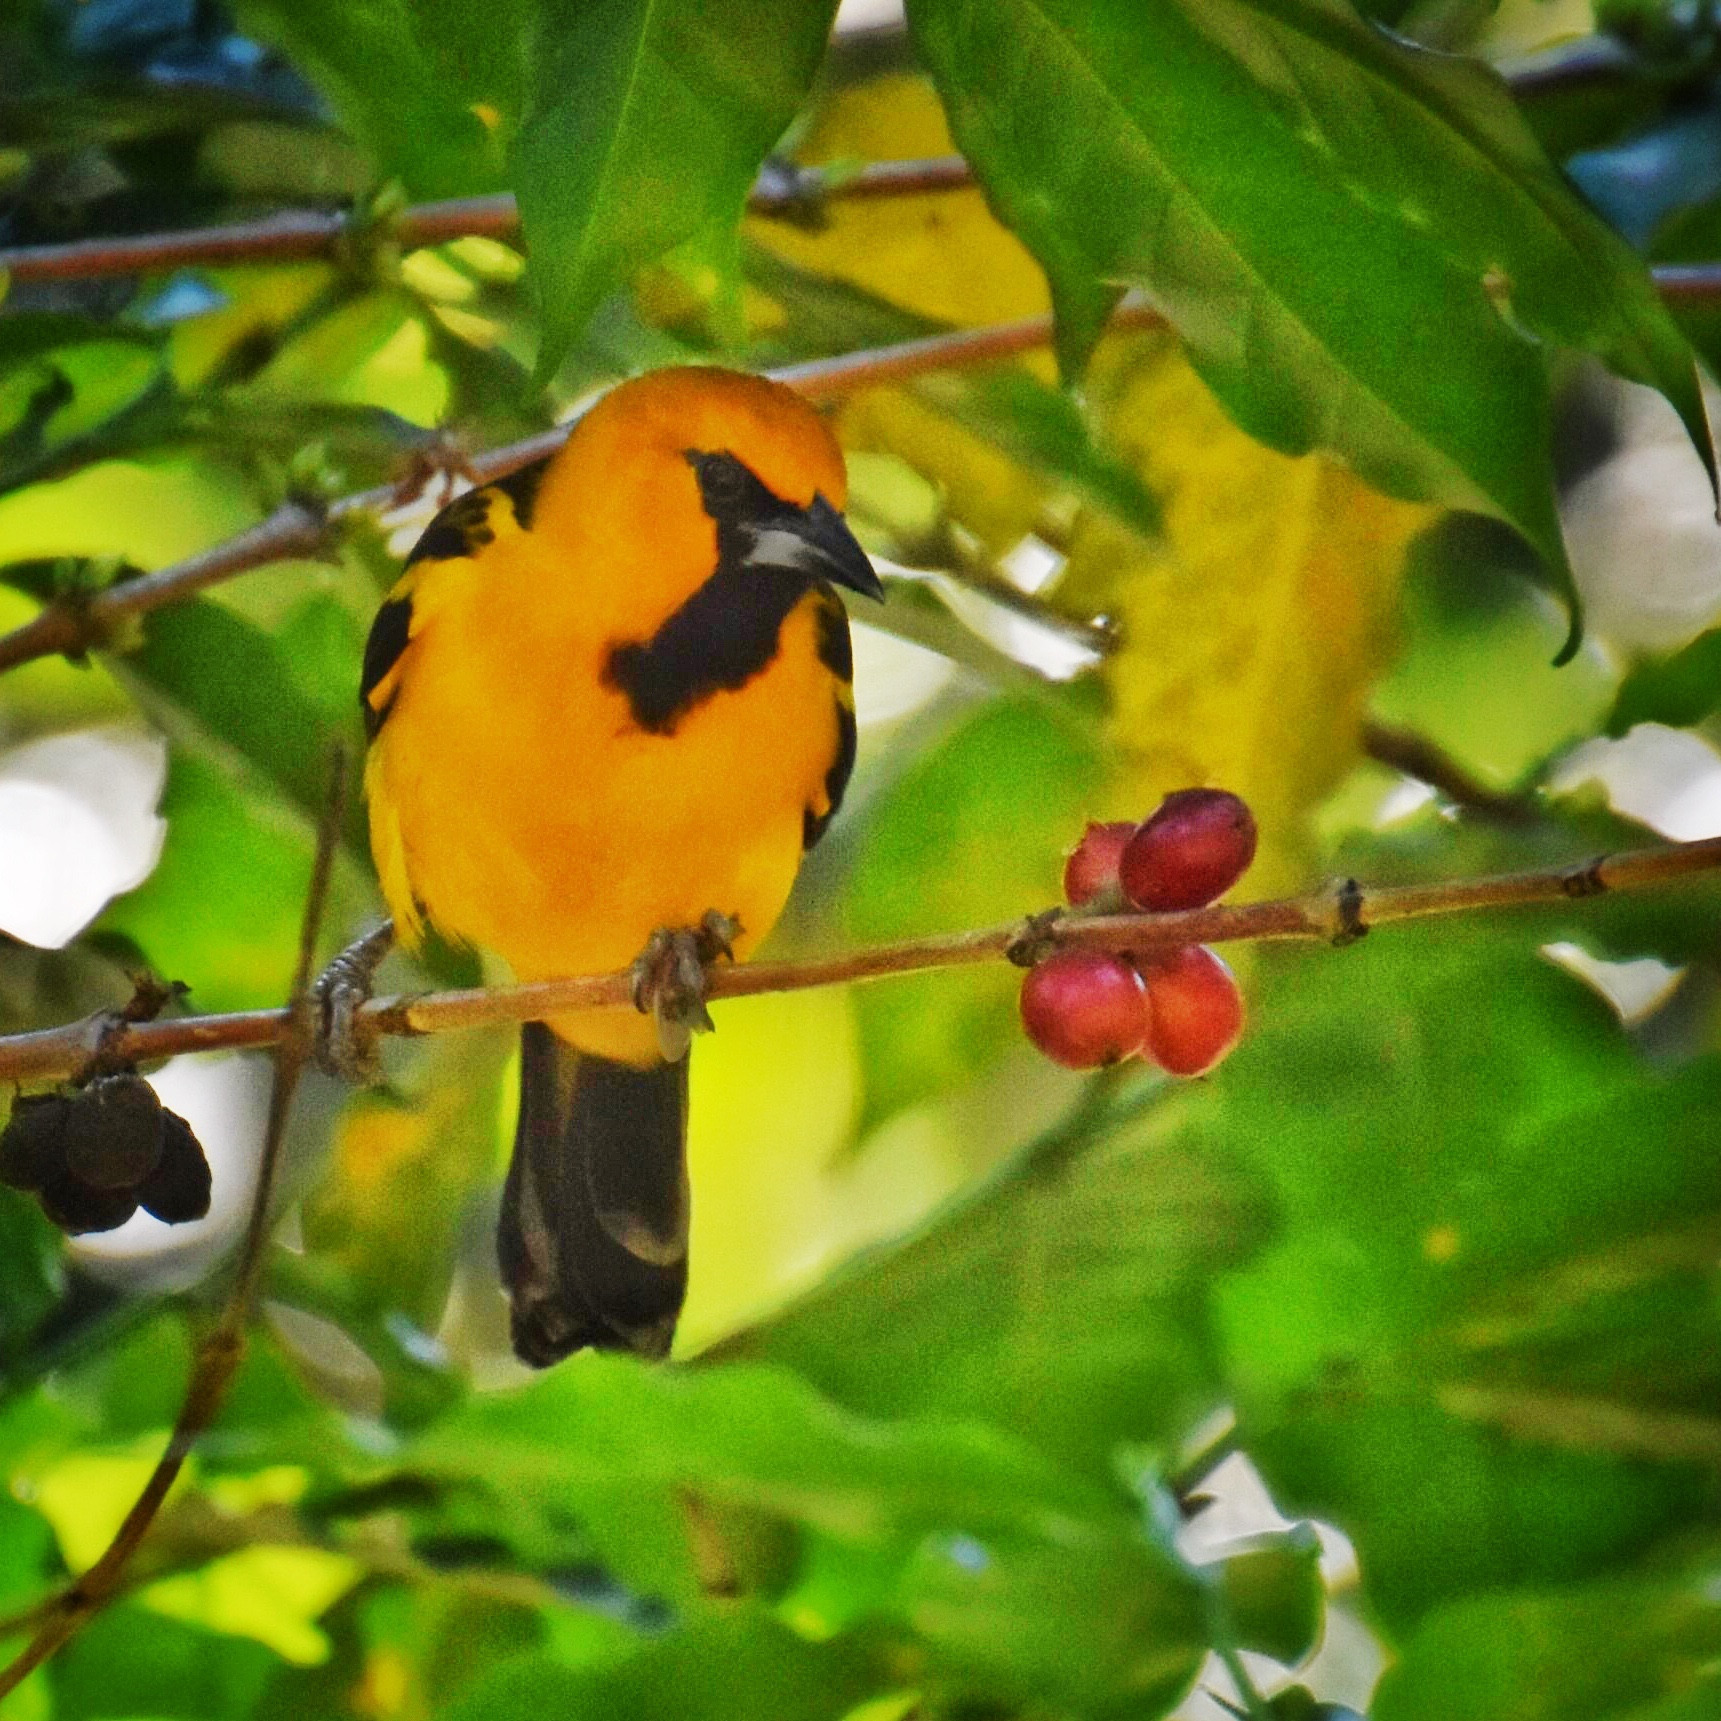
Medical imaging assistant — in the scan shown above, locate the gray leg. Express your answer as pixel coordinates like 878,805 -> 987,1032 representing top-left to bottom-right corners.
628,911 -> 740,1062
312,919 -> 396,1082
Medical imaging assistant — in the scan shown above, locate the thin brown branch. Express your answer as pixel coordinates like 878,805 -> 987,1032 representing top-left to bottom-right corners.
0,833 -> 1715,1089
1360,717 -> 1539,826
1644,263 -> 1721,303
0,501 -> 332,675
774,301 -> 1164,399
0,301 -> 1165,678
0,754 -> 348,1695
0,57 -> 1691,290
3,136 -> 1714,296
0,159 -> 975,286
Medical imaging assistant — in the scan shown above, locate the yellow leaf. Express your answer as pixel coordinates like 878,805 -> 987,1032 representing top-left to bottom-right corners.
352,1646 -> 415,1719
748,73 -> 1048,332
0,587 -> 132,741
32,1447 -> 190,1574
837,387 -> 1050,559
1064,335 -> 1437,892
142,1546 -> 360,1666
248,292 -> 449,428
679,987 -> 862,1349
0,457 -> 256,571
0,1667 -> 46,1721
204,1466 -> 310,1516
169,263 -> 332,392
747,74 -> 1074,567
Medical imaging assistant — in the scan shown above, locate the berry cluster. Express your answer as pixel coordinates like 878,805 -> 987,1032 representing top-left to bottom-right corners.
1021,789 -> 1255,1077
0,1073 -> 210,1234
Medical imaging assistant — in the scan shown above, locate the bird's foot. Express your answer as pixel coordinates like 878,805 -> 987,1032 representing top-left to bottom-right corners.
312,919 -> 396,1082
630,911 -> 740,1061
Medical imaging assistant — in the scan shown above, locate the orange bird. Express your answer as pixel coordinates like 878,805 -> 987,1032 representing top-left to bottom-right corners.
355,367 -> 881,1364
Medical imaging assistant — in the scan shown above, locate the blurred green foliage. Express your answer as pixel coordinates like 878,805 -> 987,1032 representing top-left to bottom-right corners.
2,0 -> 1721,1718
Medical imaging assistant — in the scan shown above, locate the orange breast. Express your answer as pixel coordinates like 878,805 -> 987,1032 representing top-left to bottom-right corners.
367,537 -> 844,1065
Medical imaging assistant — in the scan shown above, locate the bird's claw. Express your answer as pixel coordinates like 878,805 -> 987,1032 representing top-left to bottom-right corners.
693,908 -> 739,966
312,920 -> 396,1083
630,912 -> 740,1061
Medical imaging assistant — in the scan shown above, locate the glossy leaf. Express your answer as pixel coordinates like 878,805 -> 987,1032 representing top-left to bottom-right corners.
514,0 -> 839,375
1215,915 -> 1721,1630
233,0 -> 519,196
904,0 -> 1716,643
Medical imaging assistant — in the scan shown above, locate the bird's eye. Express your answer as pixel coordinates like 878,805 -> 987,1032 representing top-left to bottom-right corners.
690,451 -> 752,515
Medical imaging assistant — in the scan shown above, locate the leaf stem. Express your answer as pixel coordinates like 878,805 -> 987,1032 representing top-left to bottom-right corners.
0,833 -> 1715,1087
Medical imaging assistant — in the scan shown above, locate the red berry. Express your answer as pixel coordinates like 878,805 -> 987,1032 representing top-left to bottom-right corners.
1140,946 -> 1244,1076
1119,789 -> 1257,912
1063,821 -> 1136,906
1020,950 -> 1151,1069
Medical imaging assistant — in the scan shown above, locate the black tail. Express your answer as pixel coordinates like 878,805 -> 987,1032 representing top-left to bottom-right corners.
498,1024 -> 690,1367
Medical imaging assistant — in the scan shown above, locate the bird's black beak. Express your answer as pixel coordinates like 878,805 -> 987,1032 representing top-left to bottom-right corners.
801,493 -> 884,601
741,492 -> 885,601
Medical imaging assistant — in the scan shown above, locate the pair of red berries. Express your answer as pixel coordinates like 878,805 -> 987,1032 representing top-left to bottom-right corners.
1020,789 -> 1254,1076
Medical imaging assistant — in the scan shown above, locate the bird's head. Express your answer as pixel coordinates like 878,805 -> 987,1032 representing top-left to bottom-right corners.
539,366 -> 883,636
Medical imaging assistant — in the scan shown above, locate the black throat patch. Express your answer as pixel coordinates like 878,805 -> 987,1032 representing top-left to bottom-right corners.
603,451 -> 826,736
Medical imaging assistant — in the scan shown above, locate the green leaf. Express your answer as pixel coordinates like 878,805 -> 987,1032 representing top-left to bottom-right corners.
234,0 -> 519,197
117,593 -> 367,836
735,1082 -> 1270,1479
1216,1525 -> 1326,1667
414,1352 -> 1125,1551
842,694 -> 1104,1132
1369,516 -> 1617,790
1606,627 -> 1721,735
892,1525 -> 1205,1715
0,1491 -> 53,1619
1373,1565 -> 1721,1721
904,0 -> 1716,647
96,749 -> 372,1013
0,1190 -> 64,1372
0,453 -> 257,573
1213,916 -> 1721,1629
50,1604 -> 280,1721
513,0 -> 838,375
294,1030 -> 510,1373
440,1612 -> 885,1721
410,1346 -> 1213,1704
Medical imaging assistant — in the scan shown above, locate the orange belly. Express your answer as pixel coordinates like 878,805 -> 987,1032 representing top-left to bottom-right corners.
368,574 -> 842,1065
